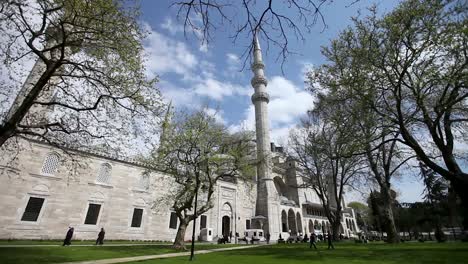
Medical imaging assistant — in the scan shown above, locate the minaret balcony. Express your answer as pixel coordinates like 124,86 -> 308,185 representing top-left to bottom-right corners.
251,92 -> 270,103
252,62 -> 265,70
251,75 -> 268,87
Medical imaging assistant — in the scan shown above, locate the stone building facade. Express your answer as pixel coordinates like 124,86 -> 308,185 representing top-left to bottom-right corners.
0,139 -> 358,241
0,37 -> 358,242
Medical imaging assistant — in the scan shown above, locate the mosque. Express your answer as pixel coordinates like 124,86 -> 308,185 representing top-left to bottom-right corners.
0,37 -> 359,242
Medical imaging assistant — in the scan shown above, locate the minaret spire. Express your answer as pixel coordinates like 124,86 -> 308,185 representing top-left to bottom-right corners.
251,34 -> 280,239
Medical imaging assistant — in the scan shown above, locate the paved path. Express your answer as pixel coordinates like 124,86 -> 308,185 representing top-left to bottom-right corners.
60,245 -> 262,264
0,243 -> 171,248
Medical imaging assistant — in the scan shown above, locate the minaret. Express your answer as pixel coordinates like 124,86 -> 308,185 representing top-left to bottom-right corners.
251,34 -> 280,239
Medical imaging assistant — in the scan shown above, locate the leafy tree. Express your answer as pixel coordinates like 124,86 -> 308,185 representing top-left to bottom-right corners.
0,0 -> 162,150
307,0 -> 468,228
144,109 -> 254,249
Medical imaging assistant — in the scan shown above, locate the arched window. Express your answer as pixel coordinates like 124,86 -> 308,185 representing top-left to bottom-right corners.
96,163 -> 112,184
40,152 -> 60,176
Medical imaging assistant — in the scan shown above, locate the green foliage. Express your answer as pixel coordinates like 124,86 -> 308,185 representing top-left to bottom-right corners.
0,0 -> 162,149
144,108 -> 255,246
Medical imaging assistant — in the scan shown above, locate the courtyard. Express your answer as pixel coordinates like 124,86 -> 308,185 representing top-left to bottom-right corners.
1,241 -> 467,264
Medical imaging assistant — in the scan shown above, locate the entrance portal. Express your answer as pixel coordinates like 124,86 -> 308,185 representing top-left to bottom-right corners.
222,215 -> 230,237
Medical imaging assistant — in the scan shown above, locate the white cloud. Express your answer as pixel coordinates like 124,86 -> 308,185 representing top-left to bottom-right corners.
199,42 -> 209,53
204,108 -> 226,124
161,17 -> 184,35
227,53 -> 240,64
233,76 -> 315,144
143,24 -> 197,78
194,78 -> 250,101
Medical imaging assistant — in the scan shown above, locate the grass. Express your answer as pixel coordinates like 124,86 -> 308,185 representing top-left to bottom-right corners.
127,241 -> 468,264
2,241 -> 467,264
0,243 -> 240,264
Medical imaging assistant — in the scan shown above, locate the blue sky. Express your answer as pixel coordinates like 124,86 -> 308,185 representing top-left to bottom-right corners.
137,0 -> 426,203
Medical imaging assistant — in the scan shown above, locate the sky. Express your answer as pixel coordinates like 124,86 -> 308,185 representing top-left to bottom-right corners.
137,0 -> 426,203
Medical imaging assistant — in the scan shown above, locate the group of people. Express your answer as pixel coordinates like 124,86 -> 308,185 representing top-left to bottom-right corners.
309,232 -> 334,250
62,227 -> 106,246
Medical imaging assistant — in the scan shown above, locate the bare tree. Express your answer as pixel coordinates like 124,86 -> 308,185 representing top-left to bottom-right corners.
0,0 -> 163,151
172,0 -> 362,69
290,98 -> 367,240
144,109 -> 255,249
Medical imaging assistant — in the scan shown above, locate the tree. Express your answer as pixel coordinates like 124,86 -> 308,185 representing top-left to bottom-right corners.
367,190 -> 400,239
348,201 -> 370,231
144,109 -> 254,249
171,0 -> 362,68
0,0 -> 162,150
289,96 -> 367,240
419,161 -> 449,242
307,0 -> 468,228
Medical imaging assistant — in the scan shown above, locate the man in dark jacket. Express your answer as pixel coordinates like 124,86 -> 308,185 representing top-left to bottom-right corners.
310,233 -> 317,249
96,228 -> 105,245
63,227 -> 74,246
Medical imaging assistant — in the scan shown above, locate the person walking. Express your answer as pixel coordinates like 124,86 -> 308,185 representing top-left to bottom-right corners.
95,228 -> 105,245
327,232 -> 335,250
62,227 -> 74,246
266,233 -> 271,244
309,233 -> 317,249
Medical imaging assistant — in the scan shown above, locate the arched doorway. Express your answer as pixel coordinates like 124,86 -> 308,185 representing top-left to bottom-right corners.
281,210 -> 288,232
308,220 -> 313,234
221,203 -> 232,237
296,212 -> 303,234
287,209 -> 297,235
222,216 -> 230,237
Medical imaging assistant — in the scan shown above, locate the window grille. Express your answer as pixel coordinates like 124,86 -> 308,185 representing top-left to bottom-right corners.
246,219 -> 251,229
40,153 -> 60,175
84,203 -> 101,225
169,212 -> 178,229
131,208 -> 144,228
21,197 -> 45,222
96,163 -> 112,184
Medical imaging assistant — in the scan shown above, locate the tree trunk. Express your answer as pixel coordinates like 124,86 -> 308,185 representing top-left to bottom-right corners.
173,218 -> 188,250
331,221 -> 341,241
0,123 -> 15,147
380,185 -> 400,243
451,178 -> 468,230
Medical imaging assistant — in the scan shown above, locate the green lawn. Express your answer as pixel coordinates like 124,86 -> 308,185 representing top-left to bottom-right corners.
2,241 -> 467,264
127,242 -> 468,264
0,243 -> 239,264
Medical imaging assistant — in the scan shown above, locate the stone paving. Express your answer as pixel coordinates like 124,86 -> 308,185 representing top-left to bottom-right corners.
60,245 -> 262,264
